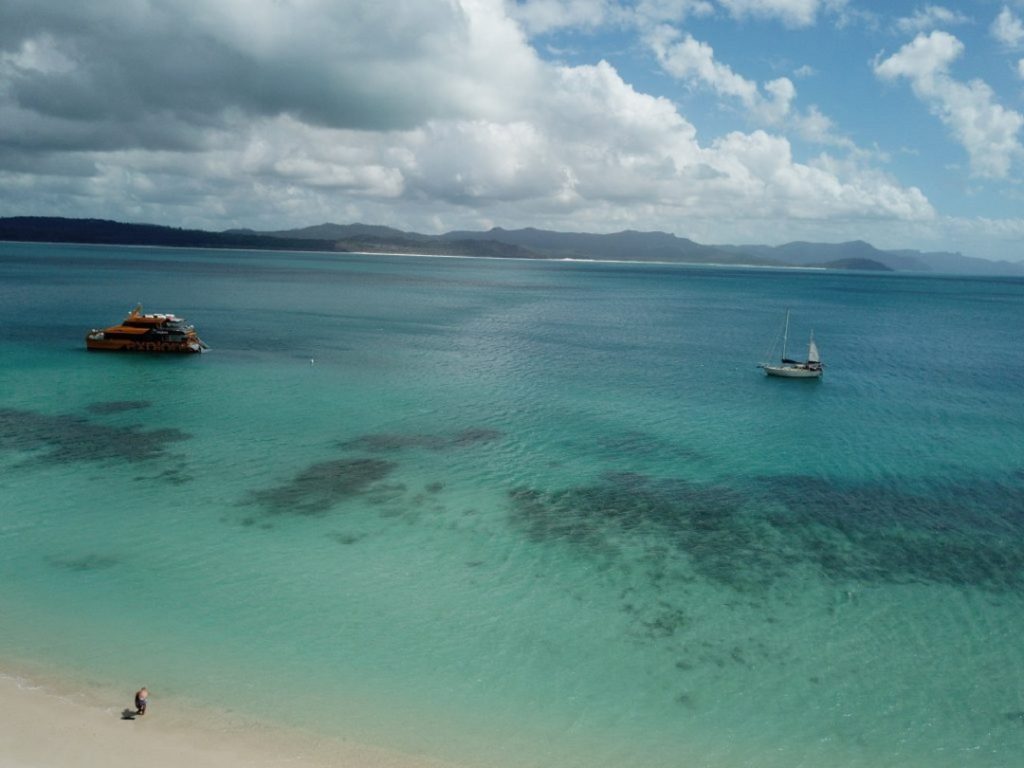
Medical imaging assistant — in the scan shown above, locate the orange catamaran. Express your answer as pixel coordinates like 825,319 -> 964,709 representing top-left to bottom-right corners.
86,304 -> 207,353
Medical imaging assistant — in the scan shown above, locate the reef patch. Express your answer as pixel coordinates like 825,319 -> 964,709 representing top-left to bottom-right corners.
0,407 -> 189,464
48,553 -> 120,572
86,400 -> 152,414
246,457 -> 397,517
509,472 -> 779,592
508,470 -> 1024,593
760,474 -> 1024,591
338,428 -> 502,453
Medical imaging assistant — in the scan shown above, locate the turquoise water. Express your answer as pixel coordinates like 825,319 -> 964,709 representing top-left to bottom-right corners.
1,241 -> 1023,767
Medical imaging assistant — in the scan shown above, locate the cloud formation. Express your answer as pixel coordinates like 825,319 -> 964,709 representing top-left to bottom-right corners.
506,0 -> 621,35
507,1 -> 720,34
647,26 -> 796,122
716,0 -> 821,27
894,5 -> 971,35
646,25 -> 859,150
508,0 -> 840,33
1,0 -> 552,146
991,6 -> 1024,47
874,31 -> 1024,179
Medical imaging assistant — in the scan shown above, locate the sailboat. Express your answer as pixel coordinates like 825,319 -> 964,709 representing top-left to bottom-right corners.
759,309 -> 823,379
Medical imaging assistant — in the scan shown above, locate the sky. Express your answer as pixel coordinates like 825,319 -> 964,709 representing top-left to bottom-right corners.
2,1 -> 1024,262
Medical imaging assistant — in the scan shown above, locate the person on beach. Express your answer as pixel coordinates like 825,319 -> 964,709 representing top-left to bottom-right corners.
134,687 -> 148,716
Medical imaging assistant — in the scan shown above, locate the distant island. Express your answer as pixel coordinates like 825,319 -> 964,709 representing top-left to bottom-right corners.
2,216 -> 1021,276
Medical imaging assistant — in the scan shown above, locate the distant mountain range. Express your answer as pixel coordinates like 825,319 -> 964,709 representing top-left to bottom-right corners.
2,216 -> 1021,276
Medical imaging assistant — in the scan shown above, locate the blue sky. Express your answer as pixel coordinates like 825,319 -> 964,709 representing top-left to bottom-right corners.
2,1 -> 1024,261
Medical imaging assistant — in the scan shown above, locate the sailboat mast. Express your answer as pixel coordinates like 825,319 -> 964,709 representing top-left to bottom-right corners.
782,309 -> 790,360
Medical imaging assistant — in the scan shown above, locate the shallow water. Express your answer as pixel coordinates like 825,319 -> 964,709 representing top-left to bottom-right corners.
2,242 -> 1023,767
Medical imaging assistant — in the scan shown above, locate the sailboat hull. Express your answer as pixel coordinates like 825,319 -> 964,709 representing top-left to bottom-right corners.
761,364 -> 822,379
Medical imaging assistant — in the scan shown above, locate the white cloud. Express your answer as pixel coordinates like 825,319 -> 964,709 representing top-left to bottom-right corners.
507,0 -> 847,34
701,130 -> 931,220
505,0 -> 620,35
894,5 -> 970,35
634,0 -> 716,25
716,0 -> 820,28
649,27 -> 756,103
506,0 -> 716,34
647,26 -> 795,123
647,24 -> 857,149
1019,58 -> 1024,78
875,28 -> 963,80
791,106 -> 855,149
407,120 -> 566,203
874,31 -> 1024,178
991,6 -> 1024,47
822,0 -> 877,31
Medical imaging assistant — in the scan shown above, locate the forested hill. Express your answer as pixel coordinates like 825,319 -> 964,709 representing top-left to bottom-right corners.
0,217 -> 540,259
2,216 -> 1021,275
0,216 -> 338,252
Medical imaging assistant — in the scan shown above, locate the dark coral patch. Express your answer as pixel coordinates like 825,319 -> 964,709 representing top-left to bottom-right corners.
246,458 -> 396,517
156,467 -> 193,485
328,532 -> 366,545
338,428 -> 502,453
759,474 -> 1024,591
638,605 -> 688,639
0,407 -> 189,464
48,554 -> 120,572
86,400 -> 152,414
594,430 -> 708,464
508,470 -> 1024,594
674,692 -> 696,708
449,428 -> 503,446
133,465 -> 193,485
509,472 -> 779,592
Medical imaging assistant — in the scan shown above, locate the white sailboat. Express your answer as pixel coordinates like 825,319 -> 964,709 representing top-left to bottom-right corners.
759,309 -> 823,379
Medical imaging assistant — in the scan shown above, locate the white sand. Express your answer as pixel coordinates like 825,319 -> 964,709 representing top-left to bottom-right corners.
0,668 -> 462,768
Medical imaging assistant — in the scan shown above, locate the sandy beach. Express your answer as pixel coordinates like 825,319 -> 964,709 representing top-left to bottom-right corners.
0,666 -> 460,768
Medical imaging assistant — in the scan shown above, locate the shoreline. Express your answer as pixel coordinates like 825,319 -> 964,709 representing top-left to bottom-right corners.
0,237 -> 832,271
0,661 -> 462,768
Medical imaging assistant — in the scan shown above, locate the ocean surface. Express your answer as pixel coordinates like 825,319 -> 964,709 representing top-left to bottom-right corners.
1,241 -> 1023,768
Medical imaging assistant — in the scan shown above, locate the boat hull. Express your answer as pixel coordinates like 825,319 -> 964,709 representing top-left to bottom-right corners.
85,334 -> 204,353
761,364 -> 822,379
